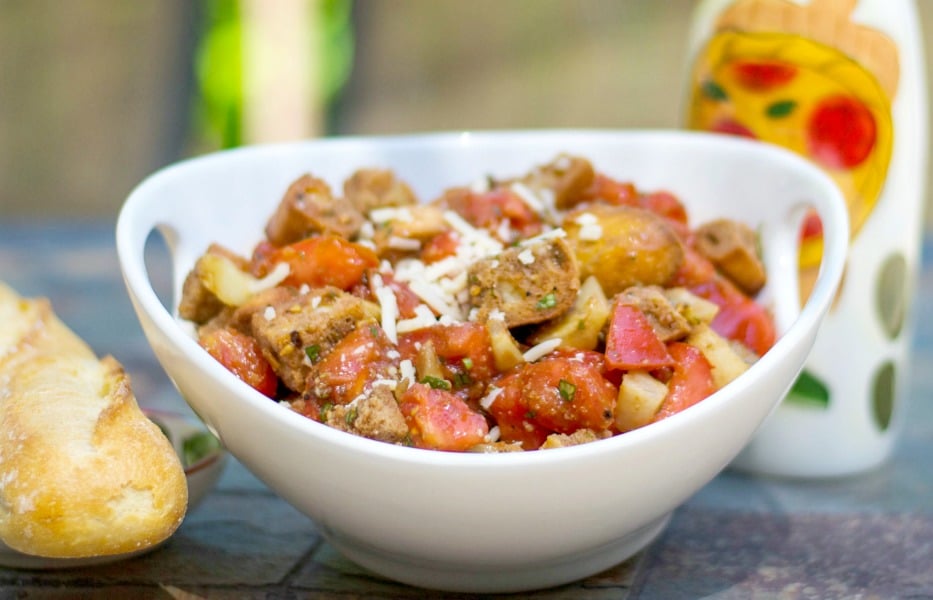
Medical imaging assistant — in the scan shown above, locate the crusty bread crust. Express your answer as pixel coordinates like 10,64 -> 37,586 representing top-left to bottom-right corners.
0,282 -> 187,558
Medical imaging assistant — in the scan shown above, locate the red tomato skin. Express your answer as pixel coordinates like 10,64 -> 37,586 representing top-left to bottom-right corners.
421,230 -> 461,264
807,95 -> 876,169
398,323 -> 496,400
670,245 -> 718,288
489,357 -> 616,449
487,372 -> 551,450
582,174 -> 640,207
689,276 -> 776,356
374,272 -> 422,319
200,328 -> 278,397
652,342 -> 716,422
398,383 -> 489,451
604,303 -> 675,371
272,235 -> 378,290
547,347 -> 611,375
733,60 -> 797,91
250,240 -> 279,277
639,190 -> 688,225
446,188 -> 544,241
306,324 -> 397,405
520,358 -> 617,433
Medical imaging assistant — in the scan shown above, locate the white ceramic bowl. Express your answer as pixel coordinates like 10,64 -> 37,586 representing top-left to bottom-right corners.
116,130 -> 847,593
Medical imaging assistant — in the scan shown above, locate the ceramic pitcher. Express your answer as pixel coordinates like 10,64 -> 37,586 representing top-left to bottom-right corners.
683,0 -> 928,477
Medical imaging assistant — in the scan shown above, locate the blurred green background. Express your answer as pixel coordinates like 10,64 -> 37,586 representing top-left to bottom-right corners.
1,0 -> 931,230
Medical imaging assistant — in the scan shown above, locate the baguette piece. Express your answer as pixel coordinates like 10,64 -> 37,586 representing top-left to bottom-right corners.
0,282 -> 187,558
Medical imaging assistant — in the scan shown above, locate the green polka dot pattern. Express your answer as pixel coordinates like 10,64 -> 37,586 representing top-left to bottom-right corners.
876,253 -> 907,339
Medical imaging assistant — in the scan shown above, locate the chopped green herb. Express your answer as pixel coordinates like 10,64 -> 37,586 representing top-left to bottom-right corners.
537,292 -> 557,310
558,379 -> 576,403
461,357 -> 474,370
524,410 -> 537,420
453,371 -> 473,388
345,406 -> 358,426
369,325 -> 380,337
421,375 -> 452,390
304,344 -> 321,363
182,431 -> 221,467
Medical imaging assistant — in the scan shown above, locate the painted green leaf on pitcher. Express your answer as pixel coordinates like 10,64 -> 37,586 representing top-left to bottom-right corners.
785,370 -> 829,409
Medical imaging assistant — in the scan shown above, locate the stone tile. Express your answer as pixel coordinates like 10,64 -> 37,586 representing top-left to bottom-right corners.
287,541 -> 638,599
636,508 -> 933,599
0,493 -> 320,589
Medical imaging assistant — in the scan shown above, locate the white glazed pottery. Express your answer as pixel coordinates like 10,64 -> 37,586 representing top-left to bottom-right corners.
684,0 -> 928,477
116,130 -> 847,593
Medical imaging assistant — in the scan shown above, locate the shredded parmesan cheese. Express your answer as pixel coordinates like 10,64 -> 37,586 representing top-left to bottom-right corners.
371,274 -> 400,344
523,338 -> 562,362
399,359 -> 416,385
519,227 -> 566,246
387,236 -> 422,251
479,386 -> 503,411
252,262 -> 290,294
369,206 -> 412,223
509,181 -> 546,213
577,223 -> 603,241
488,308 -> 506,321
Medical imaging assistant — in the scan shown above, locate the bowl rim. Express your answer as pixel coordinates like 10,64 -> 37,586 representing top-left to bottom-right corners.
116,128 -> 849,468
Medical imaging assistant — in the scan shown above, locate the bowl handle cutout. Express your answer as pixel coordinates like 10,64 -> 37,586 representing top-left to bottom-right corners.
140,223 -> 207,320
759,202 -> 814,336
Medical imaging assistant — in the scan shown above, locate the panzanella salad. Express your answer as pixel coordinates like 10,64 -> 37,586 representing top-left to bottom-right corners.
179,154 -> 775,452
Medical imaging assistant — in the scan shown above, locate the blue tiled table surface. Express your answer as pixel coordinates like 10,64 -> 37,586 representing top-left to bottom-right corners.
0,220 -> 931,599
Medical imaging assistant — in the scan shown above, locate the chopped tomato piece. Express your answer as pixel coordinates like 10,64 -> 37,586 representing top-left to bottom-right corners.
670,245 -> 717,287
488,357 -> 616,449
582,178 -> 689,235
307,323 -> 397,405
582,174 -> 639,207
445,187 -> 544,241
374,272 -> 422,319
249,240 -> 278,277
689,276 -> 776,356
421,230 -> 461,264
200,328 -> 278,397
398,383 -> 489,451
520,357 -> 617,433
652,342 -> 715,422
639,190 -> 689,230
270,235 -> 378,290
486,372 -> 550,450
546,347 -> 611,374
398,323 -> 495,399
604,303 -> 674,371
